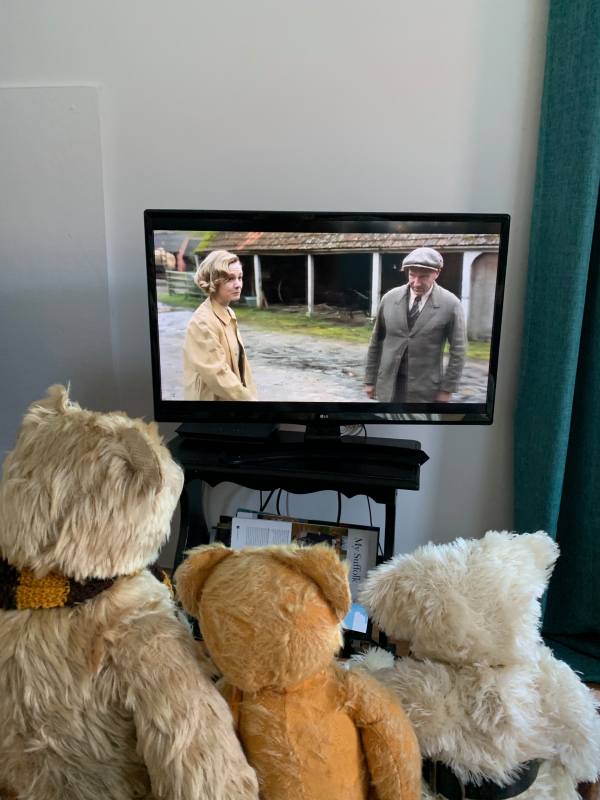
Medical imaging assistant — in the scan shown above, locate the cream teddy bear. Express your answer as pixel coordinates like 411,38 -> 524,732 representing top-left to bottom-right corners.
354,531 -> 600,800
0,386 -> 258,800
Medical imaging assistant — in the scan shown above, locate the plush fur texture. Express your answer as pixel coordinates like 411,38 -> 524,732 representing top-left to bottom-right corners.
0,386 -> 258,800
353,531 -> 600,799
175,543 -> 422,800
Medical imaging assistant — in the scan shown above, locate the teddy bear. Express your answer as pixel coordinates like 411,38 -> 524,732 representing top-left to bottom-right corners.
174,542 -> 422,800
352,530 -> 600,800
0,385 -> 258,800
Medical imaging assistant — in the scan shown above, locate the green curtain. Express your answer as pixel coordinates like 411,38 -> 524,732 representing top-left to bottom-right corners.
514,0 -> 600,682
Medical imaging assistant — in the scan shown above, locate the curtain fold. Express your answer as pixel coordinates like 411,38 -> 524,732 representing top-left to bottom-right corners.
514,0 -> 600,682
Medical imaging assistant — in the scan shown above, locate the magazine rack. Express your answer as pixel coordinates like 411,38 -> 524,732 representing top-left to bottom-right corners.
167,429 -> 428,572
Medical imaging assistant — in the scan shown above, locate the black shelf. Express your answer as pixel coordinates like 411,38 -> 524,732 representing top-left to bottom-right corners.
167,430 -> 428,572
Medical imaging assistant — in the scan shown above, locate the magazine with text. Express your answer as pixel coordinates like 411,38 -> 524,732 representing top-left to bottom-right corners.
257,513 -> 379,597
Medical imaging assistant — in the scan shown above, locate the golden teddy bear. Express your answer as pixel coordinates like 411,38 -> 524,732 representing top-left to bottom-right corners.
0,386 -> 258,800
175,542 -> 421,800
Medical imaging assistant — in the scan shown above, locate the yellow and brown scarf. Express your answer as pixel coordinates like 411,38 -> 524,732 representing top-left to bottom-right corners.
0,558 -> 173,610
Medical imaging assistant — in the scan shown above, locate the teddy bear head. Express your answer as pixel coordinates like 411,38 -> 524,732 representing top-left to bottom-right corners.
0,385 -> 183,581
359,531 -> 559,666
175,543 -> 351,692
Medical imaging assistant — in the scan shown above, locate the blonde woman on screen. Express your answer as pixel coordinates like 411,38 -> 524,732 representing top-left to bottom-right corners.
183,250 -> 257,401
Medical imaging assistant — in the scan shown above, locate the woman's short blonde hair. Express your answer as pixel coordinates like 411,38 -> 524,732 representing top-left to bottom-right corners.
194,250 -> 241,296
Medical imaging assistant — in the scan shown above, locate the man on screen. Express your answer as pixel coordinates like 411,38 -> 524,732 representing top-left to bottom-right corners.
365,247 -> 466,403
183,250 -> 257,401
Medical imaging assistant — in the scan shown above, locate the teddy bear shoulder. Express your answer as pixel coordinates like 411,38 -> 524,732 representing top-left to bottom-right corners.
357,652 -> 547,744
351,650 -> 457,716
66,568 -> 209,690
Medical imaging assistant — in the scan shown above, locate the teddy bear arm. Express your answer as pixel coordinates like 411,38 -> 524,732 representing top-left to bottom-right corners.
111,611 -> 259,800
219,681 -> 242,728
356,655 -> 460,745
344,670 -> 421,800
538,653 -> 600,781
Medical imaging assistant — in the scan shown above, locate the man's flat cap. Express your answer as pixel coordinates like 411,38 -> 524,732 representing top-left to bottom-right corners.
401,247 -> 444,271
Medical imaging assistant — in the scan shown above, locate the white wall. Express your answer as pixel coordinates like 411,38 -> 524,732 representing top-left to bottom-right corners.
0,85 -> 117,451
0,0 -> 549,564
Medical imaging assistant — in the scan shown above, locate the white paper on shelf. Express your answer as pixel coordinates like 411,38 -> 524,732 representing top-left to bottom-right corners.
231,517 -> 293,549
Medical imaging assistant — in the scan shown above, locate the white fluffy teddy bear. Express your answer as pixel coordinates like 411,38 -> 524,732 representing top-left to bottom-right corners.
353,531 -> 600,800
0,386 -> 258,800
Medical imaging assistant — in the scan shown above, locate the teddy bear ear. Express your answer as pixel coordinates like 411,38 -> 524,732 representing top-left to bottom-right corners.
24,384 -> 72,423
174,544 -> 233,616
41,383 -> 72,410
119,426 -> 163,493
482,530 -> 559,589
521,530 -> 559,573
270,545 -> 351,622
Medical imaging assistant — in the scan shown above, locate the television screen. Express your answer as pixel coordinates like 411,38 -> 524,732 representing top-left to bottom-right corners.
145,210 -> 509,426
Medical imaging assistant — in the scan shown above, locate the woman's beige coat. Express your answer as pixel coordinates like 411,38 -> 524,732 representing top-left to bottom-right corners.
183,298 -> 257,401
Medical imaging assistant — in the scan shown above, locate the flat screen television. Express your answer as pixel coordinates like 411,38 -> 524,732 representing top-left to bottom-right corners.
145,210 -> 509,429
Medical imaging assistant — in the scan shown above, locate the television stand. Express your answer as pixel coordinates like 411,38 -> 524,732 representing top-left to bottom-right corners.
168,431 -> 428,652
167,430 -> 428,571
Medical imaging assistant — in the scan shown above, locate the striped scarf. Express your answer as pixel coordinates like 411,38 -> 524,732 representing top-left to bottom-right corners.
0,558 -> 173,610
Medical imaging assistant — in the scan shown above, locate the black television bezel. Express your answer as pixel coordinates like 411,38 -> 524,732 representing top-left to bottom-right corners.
145,209 -> 509,426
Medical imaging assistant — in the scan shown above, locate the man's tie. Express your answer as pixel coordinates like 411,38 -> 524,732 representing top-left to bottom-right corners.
408,295 -> 421,330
